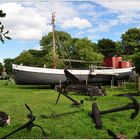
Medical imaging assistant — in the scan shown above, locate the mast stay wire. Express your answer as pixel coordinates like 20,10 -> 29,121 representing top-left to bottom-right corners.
22,40 -> 39,51
63,44 -> 72,69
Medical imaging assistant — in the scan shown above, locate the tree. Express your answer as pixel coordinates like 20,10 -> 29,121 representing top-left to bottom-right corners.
72,38 -> 103,68
0,62 -> 3,75
14,51 -> 34,66
14,30 -> 103,69
43,50 -> 64,68
40,30 -> 72,56
115,41 -> 123,56
40,31 -> 103,68
0,10 -> 11,43
28,49 -> 44,58
97,38 -> 117,57
133,52 -> 140,91
14,49 -> 46,67
133,52 -> 140,75
14,50 -> 40,66
3,58 -> 14,75
40,31 -> 72,68
121,28 -> 140,55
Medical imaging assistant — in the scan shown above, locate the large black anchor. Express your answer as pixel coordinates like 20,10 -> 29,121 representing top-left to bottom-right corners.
55,69 -> 84,106
1,104 -> 47,139
90,95 -> 140,129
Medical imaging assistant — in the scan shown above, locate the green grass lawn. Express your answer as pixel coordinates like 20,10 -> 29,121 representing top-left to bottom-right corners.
0,80 -> 139,139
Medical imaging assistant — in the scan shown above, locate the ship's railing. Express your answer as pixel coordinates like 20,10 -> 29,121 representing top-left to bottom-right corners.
89,65 -> 114,71
89,65 -> 119,76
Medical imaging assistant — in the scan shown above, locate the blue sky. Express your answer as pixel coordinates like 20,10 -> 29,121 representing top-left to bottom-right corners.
0,0 -> 140,63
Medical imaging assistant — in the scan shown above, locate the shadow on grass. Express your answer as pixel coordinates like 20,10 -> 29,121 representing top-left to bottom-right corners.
16,85 -> 53,90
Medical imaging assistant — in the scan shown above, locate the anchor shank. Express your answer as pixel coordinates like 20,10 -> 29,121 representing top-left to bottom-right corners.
62,93 -> 80,105
101,103 -> 134,115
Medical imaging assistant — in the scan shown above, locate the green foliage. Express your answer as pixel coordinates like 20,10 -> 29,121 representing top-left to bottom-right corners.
40,31 -> 74,68
14,51 -> 33,66
28,49 -> 44,58
14,50 -> 44,67
43,50 -> 65,68
115,41 -> 123,56
3,58 -> 14,75
0,62 -> 3,75
122,55 -> 134,61
39,31 -> 102,68
74,38 -> 97,60
40,31 -> 72,55
97,38 -> 117,57
7,27 -> 140,70
0,10 -> 11,43
73,38 -> 103,68
0,10 -> 6,17
121,28 -> 140,55
133,52 -> 140,75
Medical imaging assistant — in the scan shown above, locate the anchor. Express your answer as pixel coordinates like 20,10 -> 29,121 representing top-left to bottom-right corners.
55,90 -> 82,106
55,69 -> 84,106
90,95 -> 140,129
55,69 -> 105,106
115,92 -> 140,97
1,104 -> 47,139
63,69 -> 106,97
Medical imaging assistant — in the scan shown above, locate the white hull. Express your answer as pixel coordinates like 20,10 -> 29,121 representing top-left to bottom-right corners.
12,64 -> 133,85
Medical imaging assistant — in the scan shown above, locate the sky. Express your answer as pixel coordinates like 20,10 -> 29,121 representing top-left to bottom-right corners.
0,0 -> 140,63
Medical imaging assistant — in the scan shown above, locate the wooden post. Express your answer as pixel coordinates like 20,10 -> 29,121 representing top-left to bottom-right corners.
123,79 -> 126,90
59,79 -> 61,89
111,75 -> 114,89
86,76 -> 88,86
138,75 -> 140,92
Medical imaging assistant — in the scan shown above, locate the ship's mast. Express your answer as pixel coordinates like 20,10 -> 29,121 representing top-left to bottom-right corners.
51,12 -> 56,68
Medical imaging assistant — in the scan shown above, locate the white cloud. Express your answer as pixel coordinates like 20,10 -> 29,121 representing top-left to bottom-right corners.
0,2 -> 78,40
62,17 -> 92,29
85,0 -> 140,39
88,34 -> 100,41
0,2 -> 51,40
95,1 -> 140,23
87,19 -> 119,34
13,29 -> 42,40
0,0 -> 140,41
77,3 -> 96,11
96,1 -> 140,13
